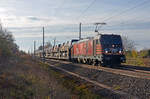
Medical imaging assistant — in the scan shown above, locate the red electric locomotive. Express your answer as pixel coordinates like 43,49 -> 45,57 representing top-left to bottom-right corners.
70,34 -> 126,66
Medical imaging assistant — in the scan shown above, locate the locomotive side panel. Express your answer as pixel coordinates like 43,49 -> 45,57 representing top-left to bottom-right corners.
73,44 -> 78,57
82,42 -> 87,56
96,44 -> 103,55
78,43 -> 82,56
87,40 -> 93,56
77,42 -> 87,56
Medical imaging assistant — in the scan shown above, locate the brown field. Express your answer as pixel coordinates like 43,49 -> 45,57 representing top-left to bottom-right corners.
0,55 -> 105,99
124,57 -> 150,67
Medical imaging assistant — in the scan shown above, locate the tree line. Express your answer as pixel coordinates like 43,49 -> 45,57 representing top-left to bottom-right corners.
0,24 -> 19,61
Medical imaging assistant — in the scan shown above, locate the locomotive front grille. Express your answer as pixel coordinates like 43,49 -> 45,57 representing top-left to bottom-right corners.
103,55 -> 126,63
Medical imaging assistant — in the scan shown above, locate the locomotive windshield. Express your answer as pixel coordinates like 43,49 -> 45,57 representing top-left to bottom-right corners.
100,35 -> 123,48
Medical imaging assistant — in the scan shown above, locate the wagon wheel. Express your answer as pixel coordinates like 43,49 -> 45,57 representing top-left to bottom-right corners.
88,59 -> 92,65
98,62 -> 103,67
92,60 -> 98,66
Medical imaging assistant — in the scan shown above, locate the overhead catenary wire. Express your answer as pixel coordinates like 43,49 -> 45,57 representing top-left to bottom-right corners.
78,0 -> 150,36
79,0 -> 150,26
53,0 -> 67,16
77,0 -> 97,21
102,0 -> 150,22
77,0 -> 135,25
110,1 -> 150,26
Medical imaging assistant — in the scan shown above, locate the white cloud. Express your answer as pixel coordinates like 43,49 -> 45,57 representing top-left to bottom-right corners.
0,0 -> 150,51
0,8 -> 7,12
1,15 -> 78,28
14,31 -> 78,38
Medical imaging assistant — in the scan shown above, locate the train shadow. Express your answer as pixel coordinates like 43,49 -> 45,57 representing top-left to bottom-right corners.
46,58 -> 150,73
113,64 -> 150,72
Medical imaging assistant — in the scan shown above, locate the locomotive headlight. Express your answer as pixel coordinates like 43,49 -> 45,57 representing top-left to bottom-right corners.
119,50 -> 122,53
104,48 -> 109,53
105,50 -> 108,53
118,48 -> 123,54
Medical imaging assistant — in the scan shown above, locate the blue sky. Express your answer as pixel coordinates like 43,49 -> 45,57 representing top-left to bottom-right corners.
0,0 -> 150,52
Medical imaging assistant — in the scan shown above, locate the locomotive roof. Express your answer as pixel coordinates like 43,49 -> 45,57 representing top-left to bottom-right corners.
94,34 -> 121,39
77,37 -> 94,43
77,34 -> 121,43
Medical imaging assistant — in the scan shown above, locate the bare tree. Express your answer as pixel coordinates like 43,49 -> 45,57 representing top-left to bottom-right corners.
0,23 -> 19,61
121,36 -> 136,51
38,46 -> 43,50
38,42 -> 52,50
46,42 -> 52,48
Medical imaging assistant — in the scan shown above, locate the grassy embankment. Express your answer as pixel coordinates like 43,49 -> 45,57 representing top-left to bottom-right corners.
123,50 -> 150,66
0,23 -> 106,99
0,54 -> 107,99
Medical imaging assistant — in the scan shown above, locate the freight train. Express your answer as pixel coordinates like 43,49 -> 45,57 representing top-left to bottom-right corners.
36,34 -> 126,66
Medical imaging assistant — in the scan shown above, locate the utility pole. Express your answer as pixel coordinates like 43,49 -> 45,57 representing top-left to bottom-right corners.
31,46 -> 33,56
79,22 -> 81,40
28,49 -> 30,55
42,27 -> 45,62
0,19 -> 2,30
34,41 -> 36,58
54,37 -> 56,47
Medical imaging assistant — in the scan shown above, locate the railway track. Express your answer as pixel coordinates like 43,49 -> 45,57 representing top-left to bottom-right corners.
41,58 -> 150,99
46,59 -> 150,80
44,60 -> 138,99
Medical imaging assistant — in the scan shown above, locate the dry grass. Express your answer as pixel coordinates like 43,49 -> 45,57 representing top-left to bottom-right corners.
0,55 -> 71,99
38,61 -> 105,99
0,55 -> 106,99
123,57 -> 150,67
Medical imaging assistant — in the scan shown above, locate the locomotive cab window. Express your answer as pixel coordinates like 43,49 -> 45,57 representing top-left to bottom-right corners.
100,35 -> 122,47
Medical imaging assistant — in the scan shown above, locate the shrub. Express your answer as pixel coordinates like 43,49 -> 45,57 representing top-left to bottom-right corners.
0,25 -> 18,61
131,50 -> 138,58
139,49 -> 150,58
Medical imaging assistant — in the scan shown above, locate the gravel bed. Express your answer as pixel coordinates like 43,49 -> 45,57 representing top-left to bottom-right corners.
49,66 -> 133,99
53,62 -> 150,99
